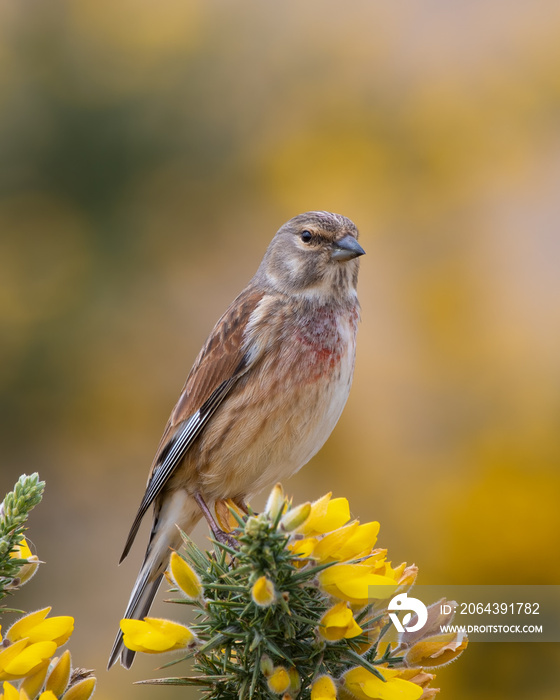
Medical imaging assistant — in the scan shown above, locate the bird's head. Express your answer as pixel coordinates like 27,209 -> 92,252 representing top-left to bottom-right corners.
258,211 -> 364,301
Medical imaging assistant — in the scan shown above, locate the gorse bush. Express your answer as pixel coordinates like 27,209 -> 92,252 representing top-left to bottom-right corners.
121,484 -> 467,699
0,474 -> 96,700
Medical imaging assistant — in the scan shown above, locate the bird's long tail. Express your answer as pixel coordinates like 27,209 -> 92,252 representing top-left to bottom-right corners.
108,490 -> 202,669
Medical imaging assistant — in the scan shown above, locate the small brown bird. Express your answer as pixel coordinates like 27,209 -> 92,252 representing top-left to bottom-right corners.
108,211 -> 364,668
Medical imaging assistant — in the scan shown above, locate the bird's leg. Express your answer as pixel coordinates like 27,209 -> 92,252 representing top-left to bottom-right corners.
194,492 -> 239,549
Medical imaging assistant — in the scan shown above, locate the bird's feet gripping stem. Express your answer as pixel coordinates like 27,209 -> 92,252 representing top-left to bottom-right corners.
194,493 -> 240,550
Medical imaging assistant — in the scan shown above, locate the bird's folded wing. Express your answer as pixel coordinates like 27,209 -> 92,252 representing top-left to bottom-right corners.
120,287 -> 264,562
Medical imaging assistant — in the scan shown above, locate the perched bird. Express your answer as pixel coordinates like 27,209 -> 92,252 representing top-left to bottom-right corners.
108,211 -> 365,668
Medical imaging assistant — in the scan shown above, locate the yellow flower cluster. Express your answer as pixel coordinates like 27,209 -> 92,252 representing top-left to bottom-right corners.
0,609 -> 95,700
121,487 -> 467,700
285,491 -> 415,630
0,478 -> 96,700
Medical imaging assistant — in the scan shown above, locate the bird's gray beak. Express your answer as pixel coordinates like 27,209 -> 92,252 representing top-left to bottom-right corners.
331,234 -> 366,261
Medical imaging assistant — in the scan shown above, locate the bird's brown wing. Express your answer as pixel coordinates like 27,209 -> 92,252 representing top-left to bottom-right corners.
120,287 -> 264,562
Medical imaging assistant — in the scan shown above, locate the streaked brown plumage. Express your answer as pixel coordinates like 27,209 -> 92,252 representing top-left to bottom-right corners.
109,211 -> 364,668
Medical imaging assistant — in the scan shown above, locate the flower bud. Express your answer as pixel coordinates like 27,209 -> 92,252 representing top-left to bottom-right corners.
251,576 -> 276,607
62,677 -> 96,700
288,666 -> 301,695
169,552 -> 202,599
46,650 -> 72,696
244,516 -> 262,537
9,538 -> 40,587
267,666 -> 290,695
319,602 -> 362,642
39,690 -> 58,699
280,502 -> 311,532
259,654 -> 274,677
343,667 -> 423,700
265,484 -> 285,522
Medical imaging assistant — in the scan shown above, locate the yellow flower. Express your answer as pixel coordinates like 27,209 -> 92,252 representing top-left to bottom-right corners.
363,552 -> 414,585
397,565 -> 418,588
9,539 -> 40,587
289,494 -> 377,564
1,681 -> 27,700
169,552 -> 202,599
297,494 -> 350,536
309,521 -> 380,564
20,660 -> 50,699
251,576 -> 276,607
0,681 -> 60,700
6,608 -> 74,647
416,690 -> 438,700
288,536 -> 318,560
343,667 -> 423,700
318,563 -> 399,606
0,640 -> 57,681
267,666 -> 290,695
45,650 -> 71,696
10,539 -> 32,561
404,631 -> 468,668
120,618 -> 196,654
391,671 -> 438,699
319,602 -> 362,641
311,522 -> 359,562
60,677 -> 96,700
336,522 -> 380,561
311,675 -> 337,699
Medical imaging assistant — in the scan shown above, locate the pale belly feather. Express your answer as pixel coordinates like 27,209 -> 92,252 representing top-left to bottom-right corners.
195,308 -> 358,500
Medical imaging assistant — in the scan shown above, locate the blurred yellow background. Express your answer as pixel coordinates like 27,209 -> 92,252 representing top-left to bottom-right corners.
1,1 -> 559,698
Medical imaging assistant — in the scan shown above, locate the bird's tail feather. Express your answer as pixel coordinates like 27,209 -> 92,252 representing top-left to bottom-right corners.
108,491 -> 203,669
108,572 -> 163,669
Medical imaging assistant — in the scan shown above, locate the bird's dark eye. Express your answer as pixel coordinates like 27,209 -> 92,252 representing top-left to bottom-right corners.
300,230 -> 313,244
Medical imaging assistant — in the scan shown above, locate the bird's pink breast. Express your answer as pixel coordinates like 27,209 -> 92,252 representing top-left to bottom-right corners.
291,306 -> 357,382
193,300 -> 359,500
